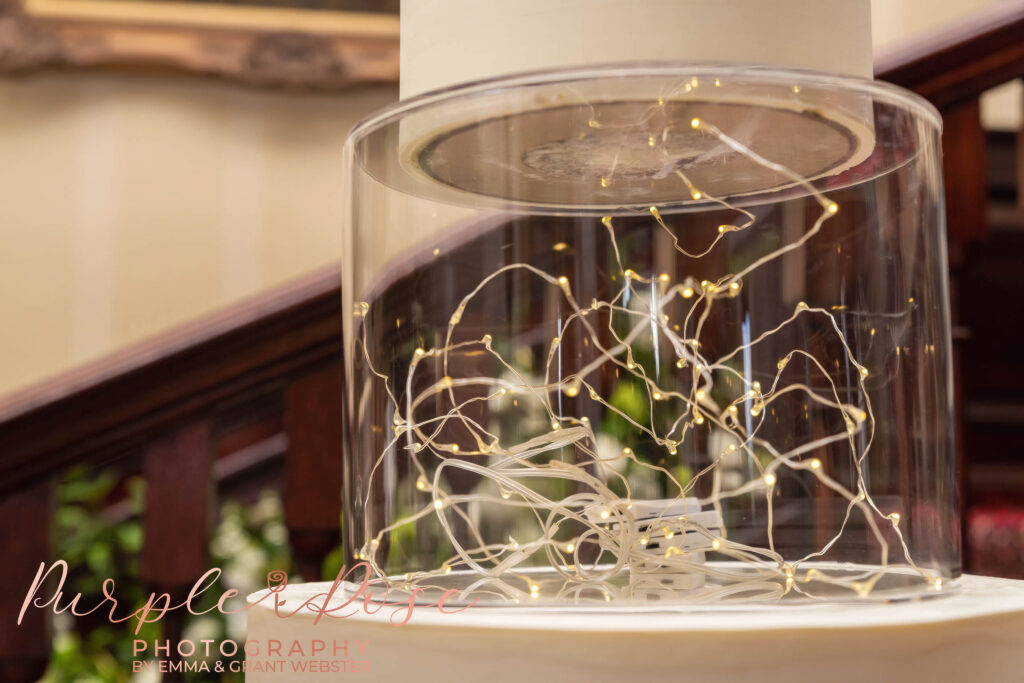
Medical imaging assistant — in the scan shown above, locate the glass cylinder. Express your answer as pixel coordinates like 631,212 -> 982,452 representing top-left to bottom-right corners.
342,65 -> 957,606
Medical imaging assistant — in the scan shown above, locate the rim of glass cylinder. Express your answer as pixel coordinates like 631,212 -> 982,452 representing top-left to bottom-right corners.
350,61 -> 941,140
346,62 -> 942,214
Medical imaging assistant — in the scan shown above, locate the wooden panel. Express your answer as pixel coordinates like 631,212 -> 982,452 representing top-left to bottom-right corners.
140,421 -> 213,682
941,99 -> 989,565
284,366 -> 345,581
141,420 -> 213,588
943,100 -> 990,264
1018,127 -> 1024,209
0,480 -> 52,683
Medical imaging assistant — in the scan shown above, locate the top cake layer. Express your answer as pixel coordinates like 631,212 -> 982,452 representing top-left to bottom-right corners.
400,0 -> 873,98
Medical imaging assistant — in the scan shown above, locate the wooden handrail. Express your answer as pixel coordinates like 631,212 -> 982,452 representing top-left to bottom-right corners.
875,0 -> 1024,109
0,265 -> 341,498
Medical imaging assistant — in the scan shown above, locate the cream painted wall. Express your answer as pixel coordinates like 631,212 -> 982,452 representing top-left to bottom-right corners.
0,72 -> 397,394
871,0 -> 1000,47
1,0 -> 1020,396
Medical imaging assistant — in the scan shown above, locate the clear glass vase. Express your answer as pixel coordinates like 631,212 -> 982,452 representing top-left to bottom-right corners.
341,64 -> 957,606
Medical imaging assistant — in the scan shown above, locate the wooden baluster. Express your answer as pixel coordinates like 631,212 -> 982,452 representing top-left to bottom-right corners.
1018,109 -> 1024,210
141,421 -> 213,682
284,366 -> 344,582
554,218 -> 610,564
0,480 -> 53,682
943,99 -> 990,262
942,99 -> 989,567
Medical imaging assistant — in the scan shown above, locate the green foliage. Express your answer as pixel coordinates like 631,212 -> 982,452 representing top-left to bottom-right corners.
41,467 -> 152,683
43,466 -> 295,682
181,492 -> 292,682
322,544 -> 347,582
605,379 -> 650,444
673,465 -> 693,489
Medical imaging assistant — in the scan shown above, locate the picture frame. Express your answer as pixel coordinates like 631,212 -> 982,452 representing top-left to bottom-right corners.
0,0 -> 399,88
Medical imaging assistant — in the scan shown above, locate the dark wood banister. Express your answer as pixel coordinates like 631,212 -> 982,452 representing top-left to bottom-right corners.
875,0 -> 1024,109
0,266 -> 342,496
2,5 -> 1023,680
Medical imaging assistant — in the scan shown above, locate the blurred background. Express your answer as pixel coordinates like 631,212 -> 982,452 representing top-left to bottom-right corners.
0,0 -> 1021,680
0,0 -> 1020,397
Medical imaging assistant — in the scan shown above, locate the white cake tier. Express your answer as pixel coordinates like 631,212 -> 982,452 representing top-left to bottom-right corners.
245,574 -> 1024,681
400,0 -> 873,98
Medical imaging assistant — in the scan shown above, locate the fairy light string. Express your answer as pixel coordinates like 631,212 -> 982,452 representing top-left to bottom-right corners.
350,85 -> 942,605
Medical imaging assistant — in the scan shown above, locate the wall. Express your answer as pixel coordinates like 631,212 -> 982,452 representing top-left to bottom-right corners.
0,73 -> 396,394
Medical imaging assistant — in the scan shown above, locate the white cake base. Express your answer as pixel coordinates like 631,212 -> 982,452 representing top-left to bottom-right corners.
245,574 -> 1024,681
